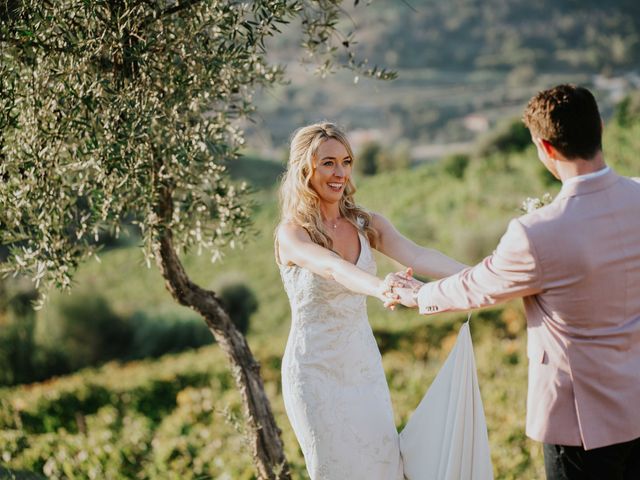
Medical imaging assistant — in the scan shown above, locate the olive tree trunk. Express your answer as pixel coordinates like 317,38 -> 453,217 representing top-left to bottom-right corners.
153,187 -> 290,480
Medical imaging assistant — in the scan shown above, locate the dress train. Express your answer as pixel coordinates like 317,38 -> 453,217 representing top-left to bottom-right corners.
400,321 -> 493,479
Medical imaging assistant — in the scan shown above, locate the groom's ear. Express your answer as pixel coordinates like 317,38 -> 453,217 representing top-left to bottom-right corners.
540,139 -> 558,159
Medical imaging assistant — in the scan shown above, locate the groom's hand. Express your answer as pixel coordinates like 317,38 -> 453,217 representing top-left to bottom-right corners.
390,268 -> 423,290
383,268 -> 424,309
392,286 -> 419,308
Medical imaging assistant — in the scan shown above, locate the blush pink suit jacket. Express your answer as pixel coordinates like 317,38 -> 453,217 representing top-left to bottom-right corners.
417,169 -> 640,450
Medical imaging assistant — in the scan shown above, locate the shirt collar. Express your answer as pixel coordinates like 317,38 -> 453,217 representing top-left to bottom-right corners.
561,166 -> 611,190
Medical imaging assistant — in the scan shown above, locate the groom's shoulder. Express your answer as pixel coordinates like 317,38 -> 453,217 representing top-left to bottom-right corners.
517,201 -> 564,229
616,172 -> 640,185
614,174 -> 640,197
513,202 -> 573,247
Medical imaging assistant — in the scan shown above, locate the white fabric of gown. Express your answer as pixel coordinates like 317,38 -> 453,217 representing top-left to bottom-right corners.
279,231 -> 493,480
279,231 -> 404,479
400,321 -> 493,480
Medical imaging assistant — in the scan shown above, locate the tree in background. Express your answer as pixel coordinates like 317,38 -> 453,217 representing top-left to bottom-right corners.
379,140 -> 412,172
0,1 -> 393,478
614,90 -> 640,127
356,140 -> 412,176
218,281 -> 259,335
476,117 -> 531,158
357,141 -> 381,175
0,276 -> 38,385
442,154 -> 470,180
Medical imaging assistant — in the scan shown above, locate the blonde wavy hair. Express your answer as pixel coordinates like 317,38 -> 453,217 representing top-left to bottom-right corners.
278,122 -> 378,251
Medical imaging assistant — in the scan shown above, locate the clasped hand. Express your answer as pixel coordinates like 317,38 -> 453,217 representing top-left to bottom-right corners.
381,268 -> 424,309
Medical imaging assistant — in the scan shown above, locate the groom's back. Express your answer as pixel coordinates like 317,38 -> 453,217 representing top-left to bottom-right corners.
520,172 -> 640,450
522,174 -> 640,331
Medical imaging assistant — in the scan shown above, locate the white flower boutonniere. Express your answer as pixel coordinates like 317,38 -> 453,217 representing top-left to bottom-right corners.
520,193 -> 553,214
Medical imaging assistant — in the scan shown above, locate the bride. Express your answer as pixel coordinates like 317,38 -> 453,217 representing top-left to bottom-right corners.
275,122 -> 473,479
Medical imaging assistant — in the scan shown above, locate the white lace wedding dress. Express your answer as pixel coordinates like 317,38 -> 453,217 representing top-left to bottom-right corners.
279,230 -> 493,480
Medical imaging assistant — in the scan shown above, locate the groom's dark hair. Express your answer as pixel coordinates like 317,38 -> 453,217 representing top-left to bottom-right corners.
523,84 -> 602,160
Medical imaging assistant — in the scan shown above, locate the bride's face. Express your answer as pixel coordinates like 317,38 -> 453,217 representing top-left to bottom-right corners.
309,138 -> 352,204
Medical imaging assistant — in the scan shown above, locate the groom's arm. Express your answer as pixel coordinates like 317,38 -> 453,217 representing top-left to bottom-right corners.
416,219 -> 543,315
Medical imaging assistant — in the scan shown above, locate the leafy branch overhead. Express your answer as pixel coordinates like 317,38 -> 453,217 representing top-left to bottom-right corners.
0,0 -> 394,304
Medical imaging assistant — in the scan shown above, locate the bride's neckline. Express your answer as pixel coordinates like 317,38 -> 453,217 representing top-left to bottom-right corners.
348,230 -> 364,267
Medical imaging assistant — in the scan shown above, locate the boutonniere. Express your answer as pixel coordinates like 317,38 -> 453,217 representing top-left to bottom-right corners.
520,193 -> 553,214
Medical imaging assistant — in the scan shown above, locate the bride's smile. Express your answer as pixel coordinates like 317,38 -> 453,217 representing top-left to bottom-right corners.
310,137 -> 353,203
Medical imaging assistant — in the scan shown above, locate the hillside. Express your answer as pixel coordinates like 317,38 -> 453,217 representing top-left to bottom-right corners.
247,0 -> 640,152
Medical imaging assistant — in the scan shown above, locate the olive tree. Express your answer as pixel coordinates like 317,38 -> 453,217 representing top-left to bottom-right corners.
0,1 -> 392,478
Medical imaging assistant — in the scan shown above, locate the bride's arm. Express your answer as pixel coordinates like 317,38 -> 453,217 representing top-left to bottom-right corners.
277,223 -> 391,301
371,213 -> 468,279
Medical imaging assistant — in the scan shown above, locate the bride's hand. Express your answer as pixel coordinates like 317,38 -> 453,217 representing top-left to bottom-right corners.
392,268 -> 423,289
379,273 -> 402,309
380,270 -> 415,309
383,268 -> 424,309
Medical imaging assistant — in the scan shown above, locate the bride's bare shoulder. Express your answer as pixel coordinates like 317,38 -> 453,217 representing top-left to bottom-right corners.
277,221 -> 311,243
368,212 -> 394,232
276,222 -> 314,263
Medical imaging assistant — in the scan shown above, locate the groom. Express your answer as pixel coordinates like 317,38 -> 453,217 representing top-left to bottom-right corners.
391,84 -> 640,479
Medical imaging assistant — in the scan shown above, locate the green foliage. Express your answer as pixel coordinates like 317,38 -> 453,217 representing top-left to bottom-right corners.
0,310 -> 543,479
613,90 -> 640,127
225,154 -> 285,190
41,293 -> 132,371
442,153 -> 470,179
0,344 -> 249,478
1,0 -> 256,299
0,0 -> 393,305
217,281 -> 259,335
476,118 -> 531,158
0,277 -> 38,386
356,142 -> 381,176
355,141 -> 412,177
2,292 -> 219,386
602,113 -> 640,177
0,316 -> 36,386
377,141 -> 412,173
127,311 -> 213,360
358,0 -> 640,72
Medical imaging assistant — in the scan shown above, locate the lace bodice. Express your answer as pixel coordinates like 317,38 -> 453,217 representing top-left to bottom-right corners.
279,231 -> 376,324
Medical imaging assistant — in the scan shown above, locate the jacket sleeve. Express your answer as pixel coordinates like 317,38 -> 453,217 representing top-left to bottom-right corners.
417,219 -> 543,315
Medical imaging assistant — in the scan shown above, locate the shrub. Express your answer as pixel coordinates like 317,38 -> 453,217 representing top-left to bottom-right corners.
356,141 -> 412,176
217,282 -> 258,335
0,318 -> 36,386
451,220 -> 507,264
126,311 -> 213,360
377,141 -> 412,173
614,90 -> 640,126
442,154 -> 470,179
356,141 -> 381,176
37,293 -> 132,371
476,118 -> 531,157
0,277 -> 39,386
